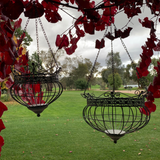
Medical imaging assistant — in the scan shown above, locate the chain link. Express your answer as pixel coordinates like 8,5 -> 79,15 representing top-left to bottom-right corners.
110,23 -> 115,92
35,18 -> 40,64
38,18 -> 59,70
84,27 -> 108,94
120,37 -> 147,90
18,18 -> 30,48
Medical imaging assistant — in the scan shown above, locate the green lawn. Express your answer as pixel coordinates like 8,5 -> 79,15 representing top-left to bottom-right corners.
0,90 -> 160,160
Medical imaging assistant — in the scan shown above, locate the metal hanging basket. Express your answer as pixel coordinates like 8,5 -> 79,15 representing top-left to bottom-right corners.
82,18 -> 151,143
10,64 -> 63,117
82,91 -> 150,143
10,15 -> 63,117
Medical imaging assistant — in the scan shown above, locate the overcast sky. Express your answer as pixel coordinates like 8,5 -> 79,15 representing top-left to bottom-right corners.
19,2 -> 160,70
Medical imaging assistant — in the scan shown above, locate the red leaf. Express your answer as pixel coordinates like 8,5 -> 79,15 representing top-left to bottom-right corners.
95,39 -> 105,49
0,101 -> 8,118
148,84 -> 156,93
70,37 -> 80,45
153,46 -> 160,51
145,101 -> 156,112
5,66 -> 11,76
142,69 -> 149,76
24,1 -> 44,18
153,90 -> 160,98
146,92 -> 154,102
76,0 -> 93,10
83,22 -> 95,35
0,34 -> 8,47
14,18 -> 22,29
42,1 -> 62,23
2,0 -> 24,20
0,136 -> 4,152
140,107 -> 150,116
105,32 -> 115,40
45,11 -> 62,23
136,67 -> 142,79
139,17 -> 153,29
6,78 -> 14,89
0,119 -> 5,132
121,27 -> 133,39
70,0 -> 74,4
76,26 -> 85,37
34,83 -> 41,93
3,51 -> 14,65
0,0 -> 9,5
65,44 -> 77,55
95,22 -> 105,31
55,35 -> 69,49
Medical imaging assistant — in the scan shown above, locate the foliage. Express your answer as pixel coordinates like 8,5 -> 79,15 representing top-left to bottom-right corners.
1,0 -> 160,154
60,56 -> 101,89
75,79 -> 88,90
101,68 -> 110,84
14,27 -> 33,47
108,73 -> 122,90
106,52 -> 123,74
39,49 -> 64,73
28,52 -> 44,72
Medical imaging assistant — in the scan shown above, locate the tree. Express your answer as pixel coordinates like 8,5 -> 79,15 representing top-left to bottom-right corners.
75,79 -> 87,90
108,73 -> 122,90
14,27 -> 33,47
101,68 -> 111,84
106,52 -> 123,76
59,56 -> 101,89
28,52 -> 44,72
39,49 -> 65,74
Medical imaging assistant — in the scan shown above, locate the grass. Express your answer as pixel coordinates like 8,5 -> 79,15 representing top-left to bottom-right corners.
0,90 -> 160,160
91,84 -> 139,91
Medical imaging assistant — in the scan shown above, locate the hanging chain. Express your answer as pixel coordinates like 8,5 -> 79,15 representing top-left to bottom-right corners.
38,18 -> 59,70
84,27 -> 108,95
17,18 -> 30,48
119,36 -> 147,90
109,7 -> 115,92
35,18 -> 40,64
111,40 -> 115,92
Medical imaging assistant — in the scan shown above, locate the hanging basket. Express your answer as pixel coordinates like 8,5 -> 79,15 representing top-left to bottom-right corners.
82,91 -> 150,143
10,64 -> 63,117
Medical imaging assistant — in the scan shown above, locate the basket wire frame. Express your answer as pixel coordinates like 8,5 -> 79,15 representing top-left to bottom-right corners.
10,14 -> 63,117
82,91 -> 150,143
10,66 -> 63,117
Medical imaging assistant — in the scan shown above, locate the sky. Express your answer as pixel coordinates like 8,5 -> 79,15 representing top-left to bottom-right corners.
19,2 -> 160,70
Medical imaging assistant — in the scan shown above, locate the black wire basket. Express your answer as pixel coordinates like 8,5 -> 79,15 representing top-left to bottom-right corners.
10,64 -> 63,117
82,91 -> 150,143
